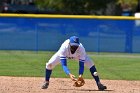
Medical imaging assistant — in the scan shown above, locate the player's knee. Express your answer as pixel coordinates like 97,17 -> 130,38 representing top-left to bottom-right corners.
46,63 -> 53,70
90,65 -> 98,76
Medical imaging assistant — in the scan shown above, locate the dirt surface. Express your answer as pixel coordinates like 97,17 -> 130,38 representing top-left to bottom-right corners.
0,76 -> 140,93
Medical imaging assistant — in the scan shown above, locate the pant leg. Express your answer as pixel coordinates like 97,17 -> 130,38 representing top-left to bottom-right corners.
84,55 -> 100,85
46,52 -> 61,70
84,55 -> 94,68
45,53 -> 60,81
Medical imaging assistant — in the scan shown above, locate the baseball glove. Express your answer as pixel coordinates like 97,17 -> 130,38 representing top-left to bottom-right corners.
73,76 -> 85,87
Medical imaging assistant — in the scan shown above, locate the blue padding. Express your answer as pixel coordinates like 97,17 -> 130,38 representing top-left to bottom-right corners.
60,59 -> 70,75
79,61 -> 84,75
0,17 -> 140,53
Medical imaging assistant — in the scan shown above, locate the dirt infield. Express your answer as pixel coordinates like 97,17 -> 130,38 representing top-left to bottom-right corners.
0,76 -> 140,93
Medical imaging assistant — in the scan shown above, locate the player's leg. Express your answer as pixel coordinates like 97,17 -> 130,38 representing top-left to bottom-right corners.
84,55 -> 107,91
42,53 -> 60,89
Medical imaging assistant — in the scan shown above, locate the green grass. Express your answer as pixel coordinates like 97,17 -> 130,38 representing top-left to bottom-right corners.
0,50 -> 140,80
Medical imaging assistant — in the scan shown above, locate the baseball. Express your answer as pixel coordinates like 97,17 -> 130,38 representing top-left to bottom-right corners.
94,72 -> 98,76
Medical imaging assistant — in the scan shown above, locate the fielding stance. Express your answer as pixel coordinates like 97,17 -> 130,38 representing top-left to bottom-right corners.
41,36 -> 107,90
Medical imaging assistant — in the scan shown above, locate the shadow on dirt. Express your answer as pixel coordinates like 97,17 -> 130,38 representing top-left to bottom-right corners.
59,88 -> 114,92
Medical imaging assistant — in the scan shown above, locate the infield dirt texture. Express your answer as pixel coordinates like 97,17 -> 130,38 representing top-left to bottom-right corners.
0,76 -> 140,93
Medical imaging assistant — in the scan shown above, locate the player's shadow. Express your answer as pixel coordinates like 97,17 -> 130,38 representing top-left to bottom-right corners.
59,88 -> 113,92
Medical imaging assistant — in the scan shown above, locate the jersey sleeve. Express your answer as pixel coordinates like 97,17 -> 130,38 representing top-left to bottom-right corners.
58,40 -> 70,75
60,59 -> 70,75
79,61 -> 84,75
78,44 -> 86,75
58,40 -> 68,58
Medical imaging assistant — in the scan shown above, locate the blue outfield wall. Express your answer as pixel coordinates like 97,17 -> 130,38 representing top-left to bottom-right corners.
0,14 -> 140,53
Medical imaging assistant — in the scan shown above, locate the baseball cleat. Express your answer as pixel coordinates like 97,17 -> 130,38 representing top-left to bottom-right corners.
97,83 -> 107,91
41,82 -> 49,89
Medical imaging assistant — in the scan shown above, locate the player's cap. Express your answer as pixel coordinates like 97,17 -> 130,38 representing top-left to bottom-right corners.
69,36 -> 80,46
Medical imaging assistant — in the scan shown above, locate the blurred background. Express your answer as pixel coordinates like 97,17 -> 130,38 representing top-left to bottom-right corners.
0,0 -> 140,53
0,0 -> 140,16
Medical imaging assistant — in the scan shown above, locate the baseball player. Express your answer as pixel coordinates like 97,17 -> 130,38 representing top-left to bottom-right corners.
41,36 -> 107,90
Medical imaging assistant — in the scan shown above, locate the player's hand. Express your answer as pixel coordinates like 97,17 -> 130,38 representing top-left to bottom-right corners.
73,74 -> 85,87
69,73 -> 77,81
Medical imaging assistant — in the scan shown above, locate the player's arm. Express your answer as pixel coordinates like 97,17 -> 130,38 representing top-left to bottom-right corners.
60,57 -> 70,75
59,42 -> 76,81
60,57 -> 76,81
78,45 -> 86,77
59,42 -> 70,75
79,59 -> 85,76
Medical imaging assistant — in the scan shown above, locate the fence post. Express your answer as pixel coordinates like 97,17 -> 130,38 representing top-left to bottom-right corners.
125,21 -> 133,53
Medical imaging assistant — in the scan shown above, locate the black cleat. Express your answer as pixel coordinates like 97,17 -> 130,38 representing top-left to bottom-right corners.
98,83 -> 107,91
41,82 -> 49,89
